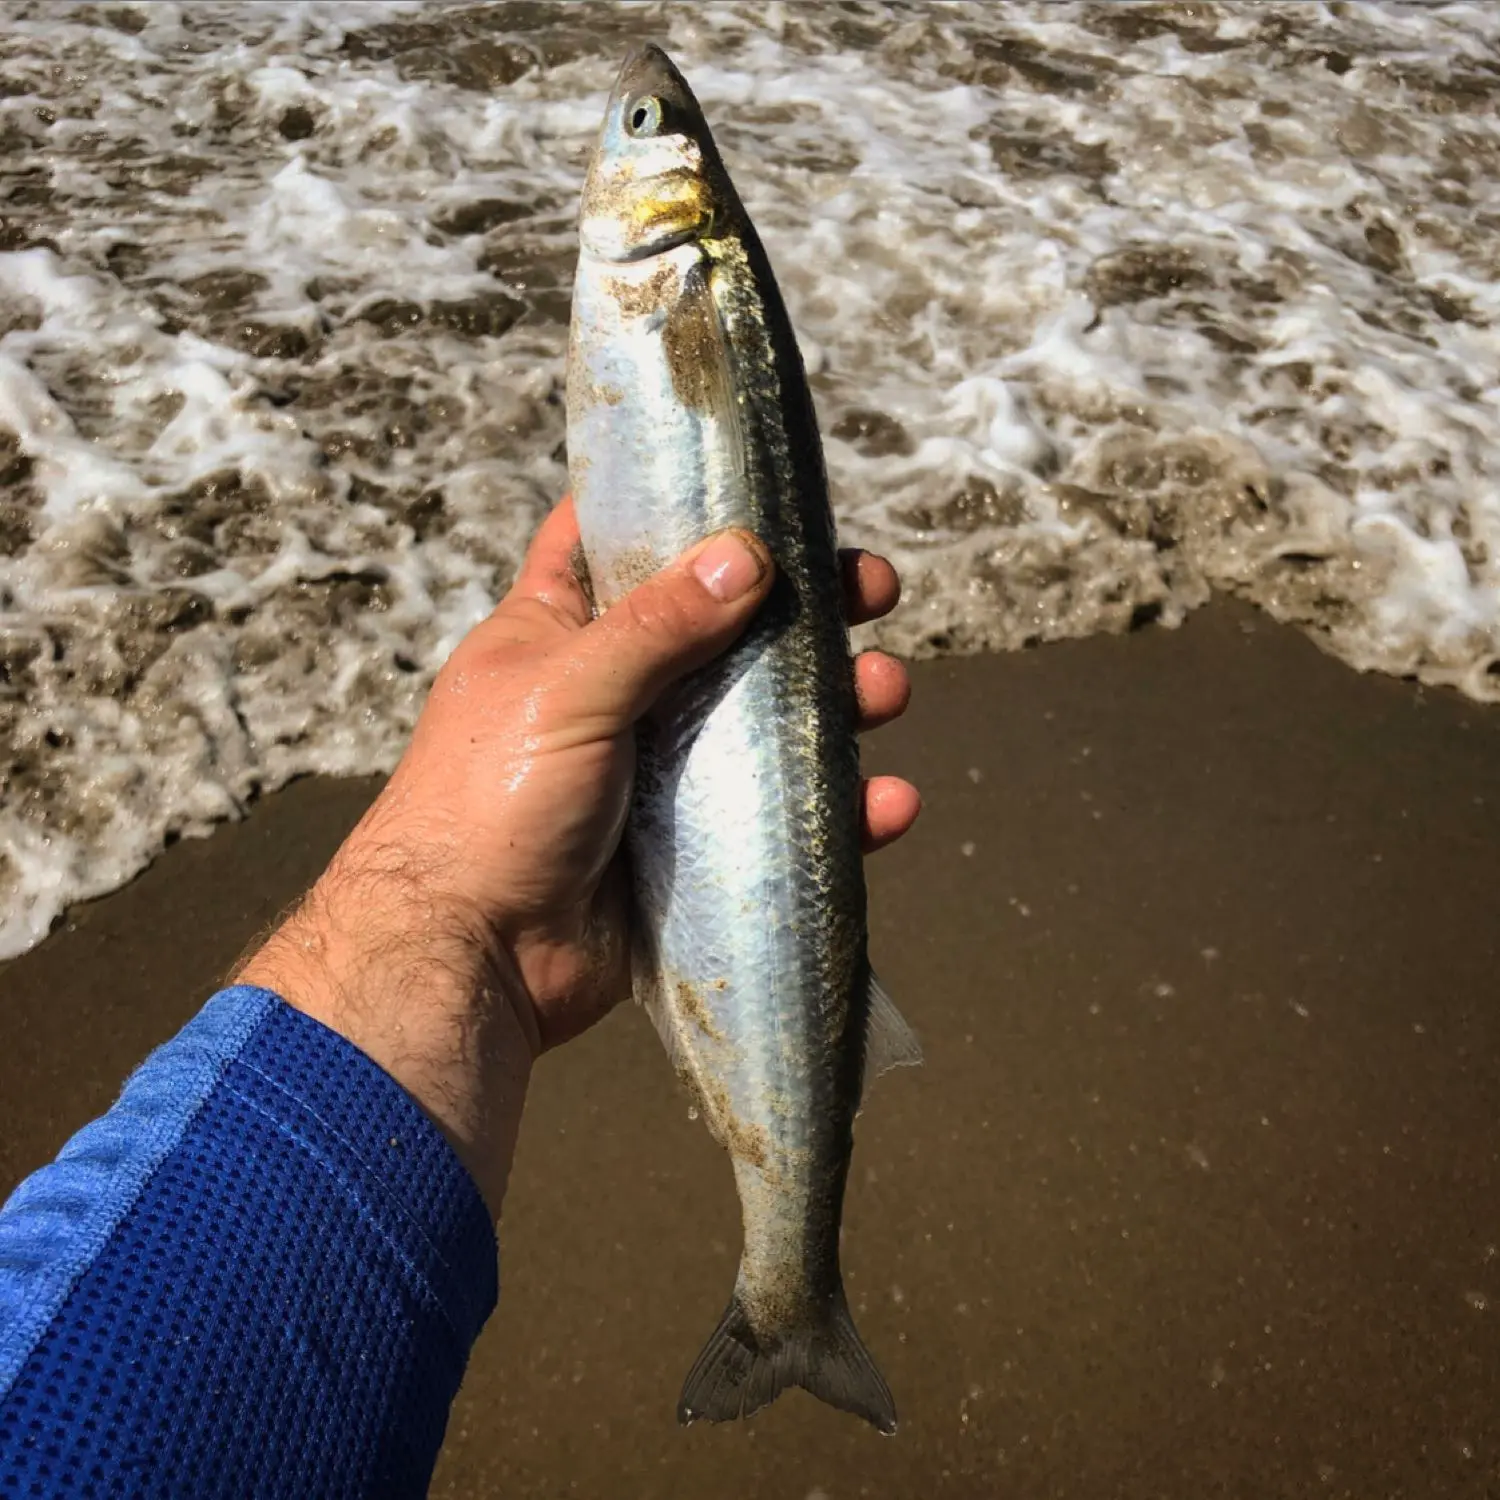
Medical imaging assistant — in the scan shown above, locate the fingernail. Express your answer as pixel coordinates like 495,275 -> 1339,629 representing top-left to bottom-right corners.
692,529 -> 767,602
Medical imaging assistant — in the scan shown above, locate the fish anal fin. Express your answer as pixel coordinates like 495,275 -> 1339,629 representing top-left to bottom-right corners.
864,970 -> 922,1088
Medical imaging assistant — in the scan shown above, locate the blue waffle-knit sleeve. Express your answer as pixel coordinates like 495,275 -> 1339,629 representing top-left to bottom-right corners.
0,984 -> 498,1498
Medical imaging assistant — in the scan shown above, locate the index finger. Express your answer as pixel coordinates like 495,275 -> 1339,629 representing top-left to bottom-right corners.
840,548 -> 901,626
509,496 -> 593,628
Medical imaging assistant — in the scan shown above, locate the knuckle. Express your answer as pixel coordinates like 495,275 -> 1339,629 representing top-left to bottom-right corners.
622,580 -> 697,642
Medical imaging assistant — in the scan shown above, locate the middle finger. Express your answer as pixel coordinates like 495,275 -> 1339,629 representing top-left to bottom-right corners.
854,650 -> 910,732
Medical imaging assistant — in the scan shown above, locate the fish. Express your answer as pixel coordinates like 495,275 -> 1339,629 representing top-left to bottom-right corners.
565,44 -> 921,1434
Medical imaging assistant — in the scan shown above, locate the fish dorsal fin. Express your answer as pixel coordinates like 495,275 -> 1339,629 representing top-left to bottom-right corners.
864,971 -> 922,1090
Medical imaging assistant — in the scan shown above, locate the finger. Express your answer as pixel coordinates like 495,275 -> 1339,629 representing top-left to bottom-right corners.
570,528 -> 775,729
861,775 -> 921,853
854,651 -> 910,732
840,548 -> 901,626
507,496 -> 593,627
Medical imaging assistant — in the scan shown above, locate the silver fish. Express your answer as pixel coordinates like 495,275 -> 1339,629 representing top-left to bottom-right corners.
566,44 -> 920,1433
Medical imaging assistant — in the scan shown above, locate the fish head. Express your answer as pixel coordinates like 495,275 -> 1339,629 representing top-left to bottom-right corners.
579,44 -> 729,264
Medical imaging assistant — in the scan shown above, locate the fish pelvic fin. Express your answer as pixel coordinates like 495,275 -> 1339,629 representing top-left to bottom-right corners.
677,1284 -> 897,1435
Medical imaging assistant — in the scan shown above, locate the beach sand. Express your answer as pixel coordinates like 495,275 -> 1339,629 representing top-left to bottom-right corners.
3,604 -> 1498,1497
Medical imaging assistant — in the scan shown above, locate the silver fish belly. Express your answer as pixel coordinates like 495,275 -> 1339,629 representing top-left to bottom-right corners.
565,43 -> 919,1434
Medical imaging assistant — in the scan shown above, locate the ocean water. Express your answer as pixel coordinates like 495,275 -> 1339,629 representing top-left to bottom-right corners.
0,0 -> 1497,958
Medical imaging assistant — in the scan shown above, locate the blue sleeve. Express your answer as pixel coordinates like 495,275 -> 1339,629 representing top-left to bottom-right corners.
0,985 -> 498,1499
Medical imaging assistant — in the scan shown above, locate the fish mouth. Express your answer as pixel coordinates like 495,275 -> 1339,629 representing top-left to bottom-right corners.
582,168 -> 715,263
617,194 -> 714,260
579,42 -> 721,264
579,200 -> 712,263
609,220 -> 706,262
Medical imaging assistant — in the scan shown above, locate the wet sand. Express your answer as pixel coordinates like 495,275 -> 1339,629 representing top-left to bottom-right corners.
3,604 -> 1499,1497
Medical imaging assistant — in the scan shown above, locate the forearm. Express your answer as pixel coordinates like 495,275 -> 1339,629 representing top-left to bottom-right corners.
0,985 -> 497,1498
238,827 -> 539,1217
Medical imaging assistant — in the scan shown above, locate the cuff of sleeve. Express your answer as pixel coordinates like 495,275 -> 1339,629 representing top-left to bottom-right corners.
0,984 -> 497,1404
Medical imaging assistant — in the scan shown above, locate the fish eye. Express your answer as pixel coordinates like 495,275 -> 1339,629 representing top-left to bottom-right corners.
626,94 -> 666,137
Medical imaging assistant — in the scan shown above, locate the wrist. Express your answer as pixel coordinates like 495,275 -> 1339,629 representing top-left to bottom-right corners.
237,834 -> 537,1218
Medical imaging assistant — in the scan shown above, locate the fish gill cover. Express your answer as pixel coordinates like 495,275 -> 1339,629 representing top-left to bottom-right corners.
0,0 -> 1496,957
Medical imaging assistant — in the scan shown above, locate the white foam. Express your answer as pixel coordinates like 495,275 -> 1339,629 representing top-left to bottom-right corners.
0,1 -> 1497,958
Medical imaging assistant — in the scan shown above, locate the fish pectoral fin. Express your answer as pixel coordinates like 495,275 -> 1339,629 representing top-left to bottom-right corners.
677,1285 -> 897,1434
864,970 -> 923,1089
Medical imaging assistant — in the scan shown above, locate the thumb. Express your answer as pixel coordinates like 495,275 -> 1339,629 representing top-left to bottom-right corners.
571,527 -> 775,727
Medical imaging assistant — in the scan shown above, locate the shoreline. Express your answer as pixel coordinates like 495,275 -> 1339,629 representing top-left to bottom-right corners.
4,603 -> 1499,1496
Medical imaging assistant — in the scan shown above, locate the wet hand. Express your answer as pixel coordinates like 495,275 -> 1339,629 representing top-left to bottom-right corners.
240,497 -> 919,1212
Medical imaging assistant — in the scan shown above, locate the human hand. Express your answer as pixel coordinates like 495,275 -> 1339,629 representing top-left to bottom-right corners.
239,497 -> 919,1212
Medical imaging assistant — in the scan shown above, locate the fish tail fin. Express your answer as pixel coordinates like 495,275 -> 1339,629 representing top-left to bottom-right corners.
677,1283 -> 897,1434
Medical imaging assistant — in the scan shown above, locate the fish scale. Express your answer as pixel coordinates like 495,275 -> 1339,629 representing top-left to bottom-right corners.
566,43 -> 920,1432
